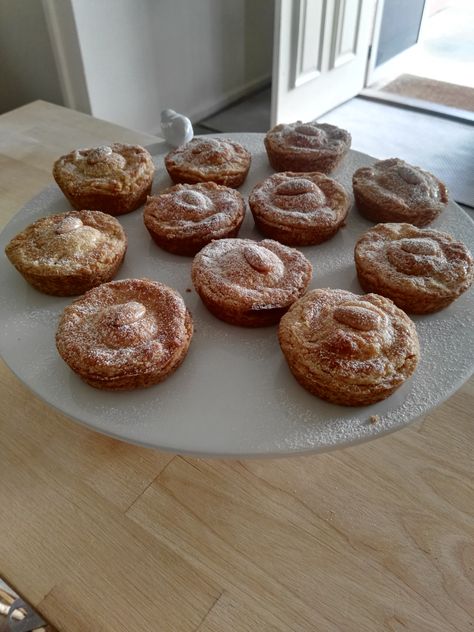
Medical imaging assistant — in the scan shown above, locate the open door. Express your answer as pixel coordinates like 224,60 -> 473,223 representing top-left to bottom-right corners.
271,0 -> 377,125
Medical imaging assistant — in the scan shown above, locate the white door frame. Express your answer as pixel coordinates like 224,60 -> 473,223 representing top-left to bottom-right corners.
42,0 -> 91,113
271,0 -> 378,125
365,0 -> 429,88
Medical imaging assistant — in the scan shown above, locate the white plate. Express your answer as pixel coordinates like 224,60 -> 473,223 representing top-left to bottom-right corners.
1,134 -> 473,457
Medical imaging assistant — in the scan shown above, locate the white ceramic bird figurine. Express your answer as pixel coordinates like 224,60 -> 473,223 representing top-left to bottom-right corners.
160,109 -> 194,147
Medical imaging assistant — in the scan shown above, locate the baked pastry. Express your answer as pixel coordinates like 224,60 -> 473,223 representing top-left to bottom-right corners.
354,223 -> 474,314
352,158 -> 448,227
279,288 -> 420,406
164,137 -> 251,188
191,238 -> 312,326
53,143 -> 155,215
56,278 -> 193,390
249,171 -> 350,246
264,121 -> 351,173
143,182 -> 245,256
5,210 -> 127,296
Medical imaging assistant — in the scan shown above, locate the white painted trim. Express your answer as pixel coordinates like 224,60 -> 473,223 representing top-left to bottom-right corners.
42,0 -> 91,113
270,0 -> 283,127
366,0 -> 428,88
365,0 -> 384,86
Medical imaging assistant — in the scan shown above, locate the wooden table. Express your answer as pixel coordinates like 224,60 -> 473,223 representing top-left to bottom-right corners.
0,101 -> 473,632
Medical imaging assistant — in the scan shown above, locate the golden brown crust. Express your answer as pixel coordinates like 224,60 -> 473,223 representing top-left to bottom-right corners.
191,238 -> 313,327
164,138 -> 251,188
264,122 -> 351,173
53,144 -> 155,216
5,210 -> 127,296
354,223 -> 474,314
249,171 -> 350,246
143,182 -> 245,256
56,278 -> 193,390
279,288 -> 420,406
352,158 -> 448,227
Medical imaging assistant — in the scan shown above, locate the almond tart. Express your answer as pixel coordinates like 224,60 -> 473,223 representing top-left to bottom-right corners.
249,171 -> 350,246
191,238 -> 312,327
164,137 -> 251,188
279,288 -> 420,406
354,222 -> 474,314
56,278 -> 193,390
53,143 -> 155,215
5,210 -> 127,296
352,158 -> 448,227
144,182 -> 245,256
264,121 -> 351,173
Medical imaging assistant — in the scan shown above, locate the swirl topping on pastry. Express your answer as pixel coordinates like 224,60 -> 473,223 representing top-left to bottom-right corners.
249,172 -> 349,226
56,279 -> 189,375
355,223 -> 474,295
166,137 -> 250,174
355,158 -> 446,206
267,121 -> 351,153
192,238 -> 312,308
98,301 -> 159,348
282,289 -> 418,386
273,178 -> 327,207
53,143 -> 155,194
144,182 -> 244,234
5,211 -> 125,274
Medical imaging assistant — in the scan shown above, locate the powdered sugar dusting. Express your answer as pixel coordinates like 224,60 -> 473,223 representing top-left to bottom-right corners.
144,182 -> 244,235
192,237 -> 312,306
0,135 -> 473,456
356,223 -> 474,297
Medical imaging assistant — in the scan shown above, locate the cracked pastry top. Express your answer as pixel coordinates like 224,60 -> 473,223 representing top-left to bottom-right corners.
5,210 -> 127,296
279,288 -> 420,406
164,137 -> 251,188
264,121 -> 351,173
249,171 -> 350,246
144,182 -> 245,256
56,278 -> 193,390
191,238 -> 312,326
354,222 -> 474,313
352,158 -> 448,227
53,143 -> 155,215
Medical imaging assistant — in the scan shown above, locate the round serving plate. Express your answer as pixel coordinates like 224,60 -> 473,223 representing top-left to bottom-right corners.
1,133 -> 473,457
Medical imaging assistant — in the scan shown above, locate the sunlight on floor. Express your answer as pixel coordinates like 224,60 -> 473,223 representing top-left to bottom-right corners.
378,0 -> 474,88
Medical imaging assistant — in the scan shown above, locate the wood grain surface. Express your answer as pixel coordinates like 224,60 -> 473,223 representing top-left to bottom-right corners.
0,101 -> 472,632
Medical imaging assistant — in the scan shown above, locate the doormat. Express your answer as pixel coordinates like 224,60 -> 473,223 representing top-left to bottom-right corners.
380,74 -> 474,113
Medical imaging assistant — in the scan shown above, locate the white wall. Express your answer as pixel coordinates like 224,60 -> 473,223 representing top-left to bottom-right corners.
0,0 -> 274,130
0,0 -> 64,114
144,0 -> 274,127
66,0 -> 273,133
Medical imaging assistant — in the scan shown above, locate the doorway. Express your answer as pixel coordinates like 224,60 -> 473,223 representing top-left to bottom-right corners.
366,0 -> 474,115
199,0 -> 474,133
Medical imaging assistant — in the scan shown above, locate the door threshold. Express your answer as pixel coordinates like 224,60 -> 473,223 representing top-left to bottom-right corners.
360,88 -> 474,125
